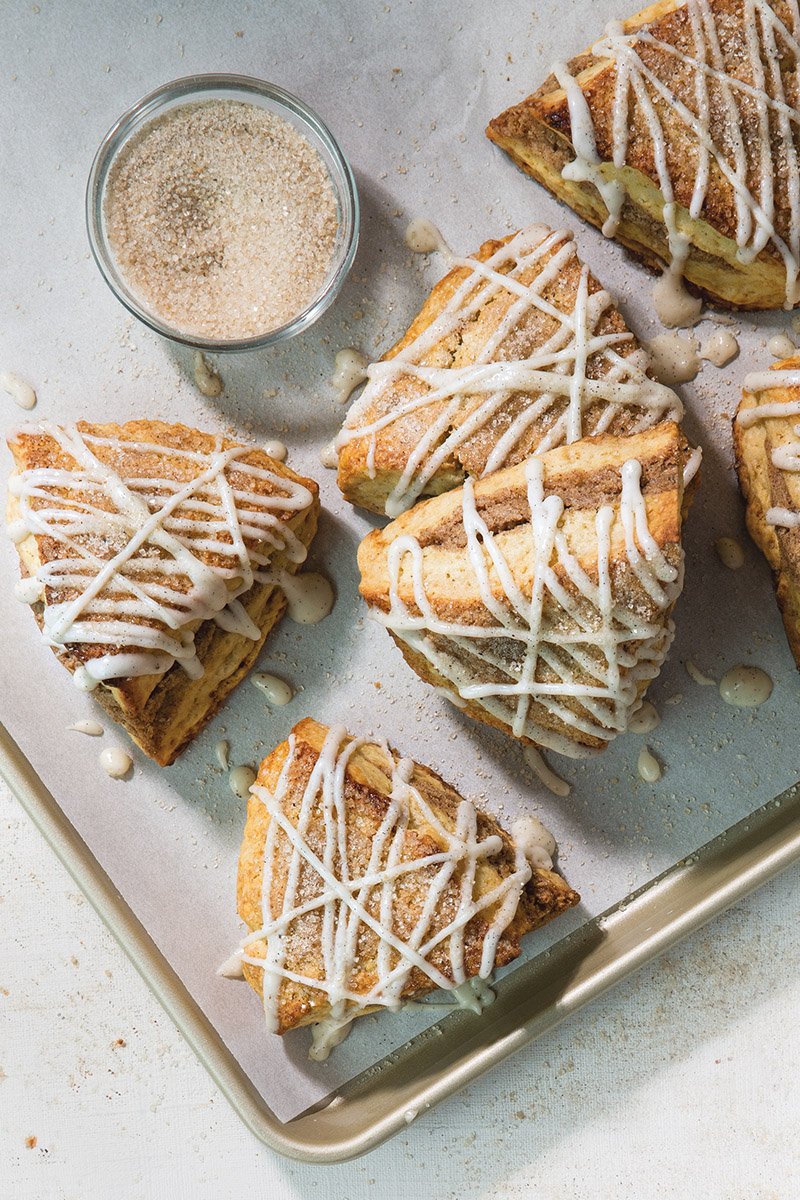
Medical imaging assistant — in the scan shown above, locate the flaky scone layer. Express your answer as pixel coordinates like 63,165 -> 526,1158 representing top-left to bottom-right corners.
487,0 -> 800,309
359,424 -> 689,755
337,226 -> 680,516
735,357 -> 800,666
7,420 -> 320,764
237,718 -> 579,1036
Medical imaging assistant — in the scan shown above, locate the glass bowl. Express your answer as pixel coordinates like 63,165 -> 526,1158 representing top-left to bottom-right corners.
86,74 -> 360,352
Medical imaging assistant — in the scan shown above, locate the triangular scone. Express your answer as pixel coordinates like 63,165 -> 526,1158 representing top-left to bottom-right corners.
735,357 -> 800,665
336,225 -> 681,517
487,1 -> 800,310
6,421 -> 320,765
236,718 -> 579,1056
359,423 -> 688,757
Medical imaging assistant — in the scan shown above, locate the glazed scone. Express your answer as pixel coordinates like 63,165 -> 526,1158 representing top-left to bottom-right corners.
6,420 -> 320,765
735,357 -> 800,665
358,423 -> 691,757
235,718 -> 579,1058
336,224 -> 682,517
487,1 -> 800,312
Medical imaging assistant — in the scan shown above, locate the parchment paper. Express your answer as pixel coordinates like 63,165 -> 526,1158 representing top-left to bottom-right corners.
2,0 -> 799,1123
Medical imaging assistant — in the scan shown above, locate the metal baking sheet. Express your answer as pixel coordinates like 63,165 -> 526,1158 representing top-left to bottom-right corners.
3,0 -> 800,1158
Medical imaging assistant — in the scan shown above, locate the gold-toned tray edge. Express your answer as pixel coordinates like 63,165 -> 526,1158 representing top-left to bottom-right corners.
2,719 -> 799,1164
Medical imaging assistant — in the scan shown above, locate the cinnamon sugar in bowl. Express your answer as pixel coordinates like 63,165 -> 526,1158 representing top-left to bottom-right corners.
87,75 -> 359,351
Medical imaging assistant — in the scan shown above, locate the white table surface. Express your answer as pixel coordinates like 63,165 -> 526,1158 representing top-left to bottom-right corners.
2,773 -> 798,1200
2,1 -> 800,1194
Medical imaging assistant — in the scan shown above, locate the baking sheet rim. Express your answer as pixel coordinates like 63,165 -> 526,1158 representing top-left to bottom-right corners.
3,718 -> 799,1164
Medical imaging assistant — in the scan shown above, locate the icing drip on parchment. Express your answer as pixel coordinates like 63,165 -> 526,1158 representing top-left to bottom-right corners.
719,663 -> 773,706
637,745 -> 662,782
229,764 -> 257,798
332,348 -> 369,404
628,698 -> 660,733
8,423 -> 315,686
375,456 -> 683,757
252,672 -> 293,705
68,719 -> 104,736
647,332 -> 700,384
768,333 -> 797,358
239,726 -> 531,1058
522,746 -> 571,797
715,535 -> 745,568
337,226 -> 682,516
700,329 -> 739,367
554,3 -> 800,311
99,747 -> 132,778
405,219 -> 451,255
1,371 -> 37,410
193,351 -> 223,398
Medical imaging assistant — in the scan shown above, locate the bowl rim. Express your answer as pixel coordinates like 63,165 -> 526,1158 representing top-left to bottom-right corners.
85,72 -> 360,352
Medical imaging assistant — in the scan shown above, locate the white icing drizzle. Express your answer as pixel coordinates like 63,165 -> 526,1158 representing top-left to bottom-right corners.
215,739 -> 230,770
239,726 -> 531,1048
6,518 -> 30,543
229,764 -> 257,798
263,439 -> 288,463
193,350 -> 223,398
74,666 -> 99,692
10,424 -> 314,686
1,371 -> 36,410
68,719 -> 104,736
683,446 -> 703,488
741,370 -> 800,398
647,333 -> 700,385
269,570 -> 334,624
715,536 -> 745,569
252,672 -> 293,705
374,455 -> 682,756
14,576 -> 44,604
628,699 -> 660,734
766,505 -> 800,527
700,329 -> 739,367
553,59 -> 626,236
738,375 -> 800,528
685,658 -> 716,686
554,6 -> 800,309
405,219 -> 451,255
332,348 -> 369,404
637,745 -> 662,782
337,226 -> 682,517
719,664 -> 773,706
99,747 -> 132,778
522,746 -> 571,798
511,814 -> 558,869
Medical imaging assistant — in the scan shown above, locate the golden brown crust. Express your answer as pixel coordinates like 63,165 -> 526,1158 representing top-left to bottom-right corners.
236,718 -> 579,1034
734,358 -> 800,666
358,424 -> 687,751
487,0 -> 799,309
337,228 -> 672,515
6,420 -> 320,765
